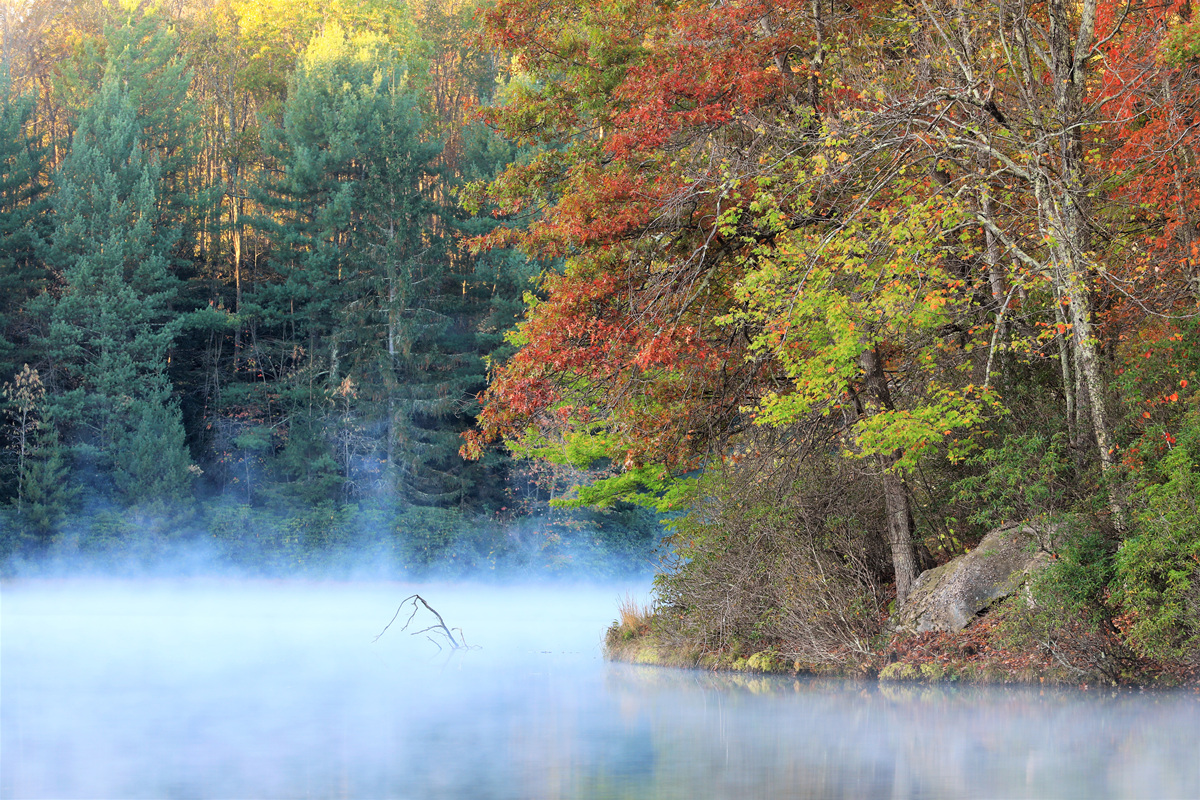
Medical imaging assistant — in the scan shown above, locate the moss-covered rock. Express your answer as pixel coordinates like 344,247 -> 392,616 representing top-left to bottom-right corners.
896,525 -> 1052,634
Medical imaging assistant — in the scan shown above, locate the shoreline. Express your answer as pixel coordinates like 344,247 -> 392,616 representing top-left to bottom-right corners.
603,612 -> 1200,690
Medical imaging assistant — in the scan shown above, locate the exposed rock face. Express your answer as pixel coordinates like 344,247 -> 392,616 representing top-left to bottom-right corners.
895,525 -> 1050,634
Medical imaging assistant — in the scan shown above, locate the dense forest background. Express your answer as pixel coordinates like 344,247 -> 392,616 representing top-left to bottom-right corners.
4,0 -> 1200,674
0,0 -> 663,576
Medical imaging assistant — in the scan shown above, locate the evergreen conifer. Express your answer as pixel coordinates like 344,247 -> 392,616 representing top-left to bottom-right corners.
0,67 -> 50,503
38,72 -> 191,506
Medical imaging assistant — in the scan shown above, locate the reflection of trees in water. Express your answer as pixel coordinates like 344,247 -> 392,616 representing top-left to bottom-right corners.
591,665 -> 1199,799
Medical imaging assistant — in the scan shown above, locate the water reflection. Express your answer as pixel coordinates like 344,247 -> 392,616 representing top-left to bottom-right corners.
2,579 -> 1197,799
591,668 -> 1200,799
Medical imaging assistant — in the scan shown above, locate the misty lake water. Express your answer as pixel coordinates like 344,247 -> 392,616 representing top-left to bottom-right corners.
2,579 -> 1198,799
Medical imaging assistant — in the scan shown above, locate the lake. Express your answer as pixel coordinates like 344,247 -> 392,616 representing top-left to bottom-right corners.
2,579 -> 1197,799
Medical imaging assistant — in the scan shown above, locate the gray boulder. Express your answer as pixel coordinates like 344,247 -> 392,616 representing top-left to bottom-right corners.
896,525 -> 1051,634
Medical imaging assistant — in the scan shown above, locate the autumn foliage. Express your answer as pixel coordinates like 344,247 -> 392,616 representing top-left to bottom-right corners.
466,0 -> 1200,672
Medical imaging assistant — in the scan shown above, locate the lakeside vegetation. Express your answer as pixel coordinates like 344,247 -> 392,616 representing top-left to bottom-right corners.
469,0 -> 1200,685
2,1 -> 1200,682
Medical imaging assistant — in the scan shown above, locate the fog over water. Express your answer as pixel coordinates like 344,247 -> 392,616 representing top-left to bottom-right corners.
3,578 -> 1199,799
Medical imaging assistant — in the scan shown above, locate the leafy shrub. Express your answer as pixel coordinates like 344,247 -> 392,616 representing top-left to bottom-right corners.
993,518 -> 1128,682
392,505 -> 471,571
953,430 -> 1076,534
1115,404 -> 1200,663
655,446 -> 889,665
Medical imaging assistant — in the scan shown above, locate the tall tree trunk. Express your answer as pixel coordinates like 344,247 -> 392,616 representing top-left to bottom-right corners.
1052,289 -> 1078,448
231,191 -> 243,367
858,346 -> 920,607
387,265 -> 398,478
1042,0 -> 1124,525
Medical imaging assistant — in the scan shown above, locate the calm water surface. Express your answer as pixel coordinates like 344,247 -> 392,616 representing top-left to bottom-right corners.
2,579 -> 1198,799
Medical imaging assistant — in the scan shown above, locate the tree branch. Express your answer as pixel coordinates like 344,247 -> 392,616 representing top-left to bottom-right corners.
373,593 -> 469,649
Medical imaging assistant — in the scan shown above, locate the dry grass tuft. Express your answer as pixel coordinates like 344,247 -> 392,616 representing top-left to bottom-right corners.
604,593 -> 661,662
616,592 -> 653,637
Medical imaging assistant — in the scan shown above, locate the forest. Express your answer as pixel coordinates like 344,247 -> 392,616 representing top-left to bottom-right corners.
3,0 -> 1200,679
0,0 -> 661,575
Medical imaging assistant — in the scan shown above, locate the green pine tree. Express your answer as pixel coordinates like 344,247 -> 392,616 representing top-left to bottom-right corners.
354,61 -> 466,507
240,25 -> 534,515
0,64 -> 49,358
19,425 -> 76,539
436,121 -> 545,510
54,0 -> 203,260
0,67 -> 50,503
38,73 -> 191,506
251,26 -> 456,506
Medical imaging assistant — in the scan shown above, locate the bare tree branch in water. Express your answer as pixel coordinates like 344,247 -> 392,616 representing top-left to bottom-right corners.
373,594 -> 474,651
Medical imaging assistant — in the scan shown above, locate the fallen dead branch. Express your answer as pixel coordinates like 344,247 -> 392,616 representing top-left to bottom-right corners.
373,594 -> 475,651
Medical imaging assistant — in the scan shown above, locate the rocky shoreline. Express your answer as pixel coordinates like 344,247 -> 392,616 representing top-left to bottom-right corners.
606,525 -> 1199,689
604,611 -> 1197,688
